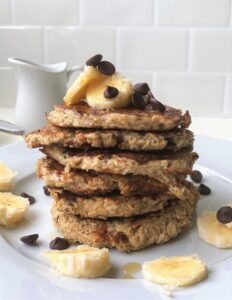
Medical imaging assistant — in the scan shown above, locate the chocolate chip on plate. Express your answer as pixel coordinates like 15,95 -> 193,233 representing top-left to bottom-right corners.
50,237 -> 69,250
133,83 -> 150,95
216,206 -> 232,224
21,192 -> 36,205
198,184 -> 211,195
20,234 -> 39,245
98,61 -> 116,76
43,186 -> 50,196
104,86 -> 119,99
190,170 -> 203,183
86,54 -> 103,67
132,93 -> 146,110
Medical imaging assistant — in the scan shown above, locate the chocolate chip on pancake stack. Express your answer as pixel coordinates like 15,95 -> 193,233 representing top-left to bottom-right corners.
25,54 -> 199,252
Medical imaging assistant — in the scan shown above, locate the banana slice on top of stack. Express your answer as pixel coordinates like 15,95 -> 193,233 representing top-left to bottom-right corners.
197,204 -> 232,248
64,54 -> 133,109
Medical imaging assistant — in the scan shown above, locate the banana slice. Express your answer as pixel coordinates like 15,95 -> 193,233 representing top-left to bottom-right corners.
142,255 -> 207,287
64,66 -> 104,105
197,210 -> 232,248
86,74 -> 133,109
0,161 -> 17,191
0,192 -> 30,228
44,245 -> 110,278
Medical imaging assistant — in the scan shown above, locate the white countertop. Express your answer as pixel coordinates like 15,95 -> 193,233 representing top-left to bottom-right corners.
0,108 -> 232,147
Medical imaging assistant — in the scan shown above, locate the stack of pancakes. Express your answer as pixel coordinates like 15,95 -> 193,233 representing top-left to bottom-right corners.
25,104 -> 199,252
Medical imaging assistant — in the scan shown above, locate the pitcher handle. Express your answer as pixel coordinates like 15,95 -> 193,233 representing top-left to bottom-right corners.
67,65 -> 83,81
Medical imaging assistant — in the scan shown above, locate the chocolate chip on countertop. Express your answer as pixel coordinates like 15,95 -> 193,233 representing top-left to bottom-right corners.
198,184 -> 211,195
50,237 -> 69,250
98,61 -> 116,76
20,234 -> 39,245
21,192 -> 36,205
132,93 -> 146,110
133,83 -> 150,95
104,86 -> 119,99
86,54 -> 103,67
43,186 -> 50,196
190,170 -> 203,183
216,206 -> 232,224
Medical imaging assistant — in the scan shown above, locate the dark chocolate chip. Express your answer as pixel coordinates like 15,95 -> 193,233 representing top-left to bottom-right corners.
190,170 -> 203,183
149,99 -> 166,113
98,61 -> 115,75
216,206 -> 232,224
86,54 -> 103,67
132,93 -> 146,109
21,192 -> 35,205
50,237 -> 69,250
43,186 -> 50,196
133,83 -> 150,95
198,184 -> 211,195
104,86 -> 119,99
20,234 -> 39,245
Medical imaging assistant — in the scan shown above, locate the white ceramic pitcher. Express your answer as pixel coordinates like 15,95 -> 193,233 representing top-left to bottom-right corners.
8,58 -> 82,133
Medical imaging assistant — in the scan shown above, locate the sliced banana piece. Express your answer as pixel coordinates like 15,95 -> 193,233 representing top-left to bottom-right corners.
64,66 -> 104,105
197,210 -> 232,248
44,245 -> 110,278
86,73 -> 133,109
0,192 -> 30,228
142,255 -> 207,287
0,161 -> 17,191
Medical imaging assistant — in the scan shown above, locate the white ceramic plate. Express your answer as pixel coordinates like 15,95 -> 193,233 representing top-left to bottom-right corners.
0,136 -> 232,300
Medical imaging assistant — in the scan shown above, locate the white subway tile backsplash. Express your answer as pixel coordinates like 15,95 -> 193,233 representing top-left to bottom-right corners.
0,0 -> 231,117
80,0 -> 153,26
0,27 -> 44,67
12,0 -> 79,25
153,73 -> 225,116
0,68 -> 16,107
156,0 -> 230,27
192,30 -> 232,72
45,27 -> 115,67
119,29 -> 188,71
0,0 -> 11,24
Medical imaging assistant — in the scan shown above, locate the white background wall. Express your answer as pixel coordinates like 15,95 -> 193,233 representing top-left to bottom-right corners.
0,0 -> 232,117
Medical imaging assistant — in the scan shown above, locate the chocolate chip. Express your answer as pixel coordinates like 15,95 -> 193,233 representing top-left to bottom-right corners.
98,61 -> 115,76
43,186 -> 50,196
86,54 -> 103,67
50,237 -> 69,250
104,86 -> 119,99
20,234 -> 39,245
216,206 -> 232,224
149,99 -> 166,113
21,192 -> 35,205
133,83 -> 150,95
132,93 -> 146,109
198,184 -> 211,195
190,170 -> 203,183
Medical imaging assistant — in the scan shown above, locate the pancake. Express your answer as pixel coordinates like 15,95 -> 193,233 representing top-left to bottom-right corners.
41,146 -> 198,179
47,104 -> 191,131
25,124 -> 193,152
37,157 -> 199,201
37,157 -> 167,196
51,193 -> 197,252
50,188 -> 175,219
